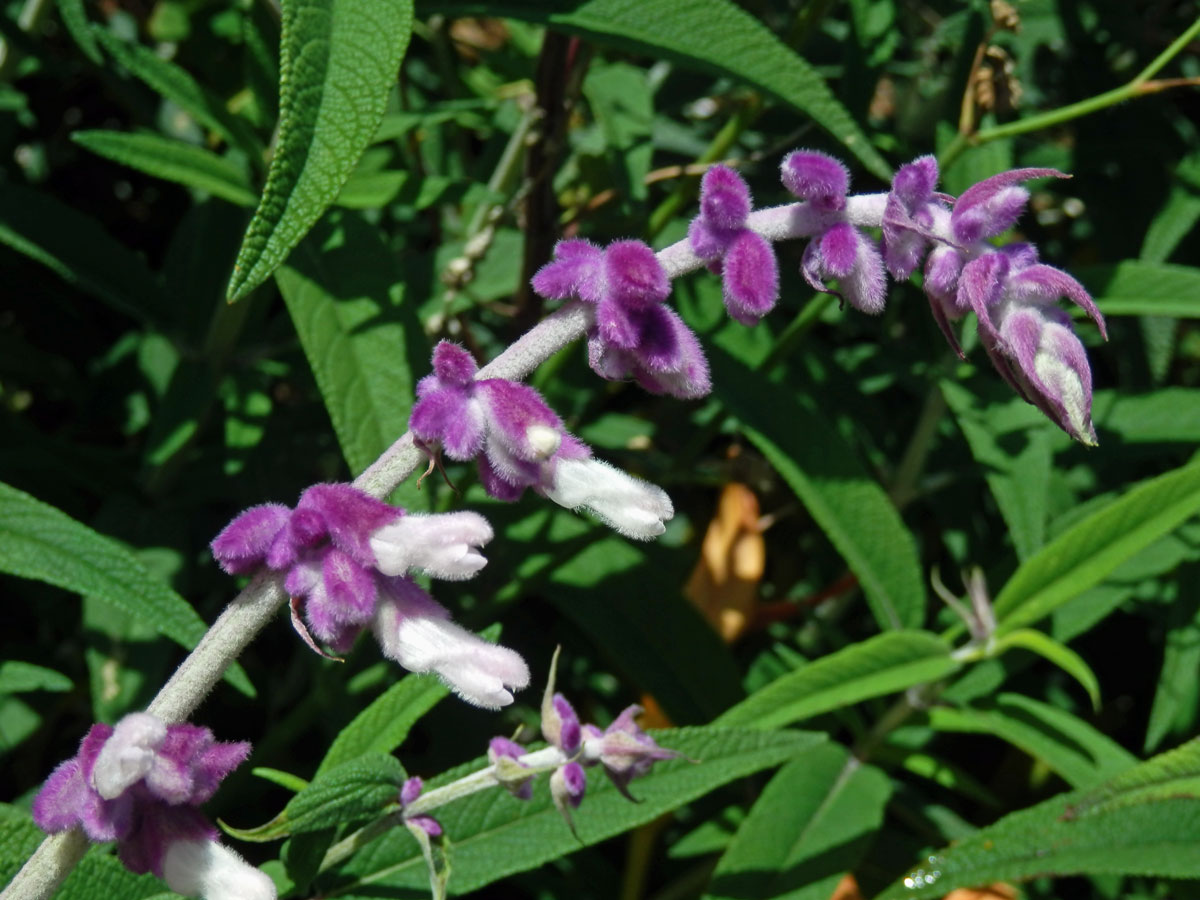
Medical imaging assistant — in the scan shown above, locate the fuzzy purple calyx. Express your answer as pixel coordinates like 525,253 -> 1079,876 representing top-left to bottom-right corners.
951,167 -> 1066,243
800,223 -> 887,315
581,704 -> 679,800
688,166 -> 780,324
32,713 -> 249,879
533,240 -> 712,399
409,340 -> 592,502
780,150 -> 849,210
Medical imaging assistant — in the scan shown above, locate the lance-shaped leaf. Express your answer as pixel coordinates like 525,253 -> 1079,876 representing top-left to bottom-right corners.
993,460 -> 1200,634
877,738 -> 1200,898
710,349 -> 927,632
717,631 -> 959,730
72,131 -> 257,207
705,742 -> 891,900
990,628 -> 1101,711
226,753 -> 406,841
227,0 -> 414,300
923,693 -> 1135,790
0,482 -> 252,696
91,28 -> 262,157
274,213 -> 423,481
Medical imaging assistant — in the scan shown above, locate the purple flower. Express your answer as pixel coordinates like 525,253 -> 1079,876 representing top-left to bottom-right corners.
781,149 -> 887,314
212,485 -> 526,706
881,155 -> 948,280
411,342 -> 675,539
409,341 -> 591,502
687,165 -> 779,324
532,240 -> 711,398
968,245 -> 1107,444
550,761 -> 587,814
581,705 -> 679,801
903,162 -> 1107,443
780,150 -> 849,211
32,713 -> 273,899
213,483 -> 493,653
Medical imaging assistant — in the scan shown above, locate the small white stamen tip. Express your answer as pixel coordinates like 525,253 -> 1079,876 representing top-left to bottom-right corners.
526,425 -> 563,460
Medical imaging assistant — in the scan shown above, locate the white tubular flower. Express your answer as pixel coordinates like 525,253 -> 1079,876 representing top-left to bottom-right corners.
90,712 -> 166,800
163,840 -> 276,900
544,458 -> 674,540
373,586 -> 531,709
370,511 -> 494,580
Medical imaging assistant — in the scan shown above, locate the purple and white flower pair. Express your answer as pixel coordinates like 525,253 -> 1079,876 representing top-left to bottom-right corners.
32,713 -> 273,900
211,483 -> 529,708
410,341 -> 674,540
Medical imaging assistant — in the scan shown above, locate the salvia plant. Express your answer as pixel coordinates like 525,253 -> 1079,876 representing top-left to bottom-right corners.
2,3 -> 1200,900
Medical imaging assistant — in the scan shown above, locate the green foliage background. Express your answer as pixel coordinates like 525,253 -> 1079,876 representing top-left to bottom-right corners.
1,1 -> 1199,898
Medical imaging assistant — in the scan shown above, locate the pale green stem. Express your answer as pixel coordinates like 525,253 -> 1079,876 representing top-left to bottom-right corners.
940,15 -> 1200,168
318,746 -> 565,874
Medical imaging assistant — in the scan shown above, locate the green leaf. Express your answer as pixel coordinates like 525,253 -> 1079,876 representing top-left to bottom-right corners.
227,753 -> 406,841
252,767 -> 311,793
0,482 -> 252,697
991,629 -> 1101,711
55,0 -> 102,64
317,674 -> 449,778
0,807 -> 165,900
275,213 -> 423,479
710,350 -> 926,631
72,130 -> 257,206
1074,261 -> 1200,319
1092,388 -> 1200,444
0,182 -> 167,327
91,28 -> 262,157
993,460 -> 1200,634
1145,589 -> 1200,753
332,728 -> 824,897
705,742 -> 891,900
941,379 -> 1051,561
924,693 -> 1135,789
0,660 -> 72,694
877,739 -> 1200,898
428,0 -> 890,180
717,631 -> 958,730
226,0 -> 415,300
